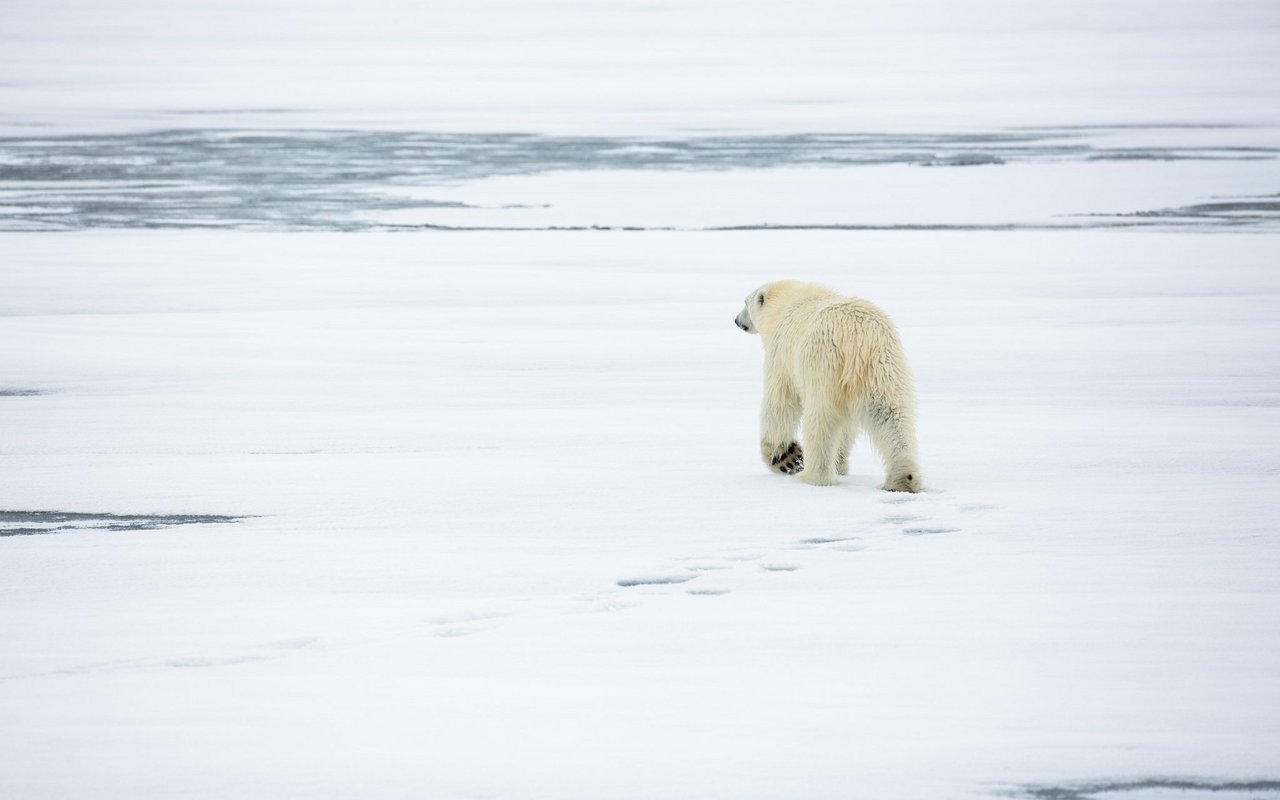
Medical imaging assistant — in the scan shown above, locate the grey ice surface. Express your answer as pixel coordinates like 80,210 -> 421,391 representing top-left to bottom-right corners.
1,126 -> 1276,231
0,510 -> 249,537
1007,778 -> 1280,800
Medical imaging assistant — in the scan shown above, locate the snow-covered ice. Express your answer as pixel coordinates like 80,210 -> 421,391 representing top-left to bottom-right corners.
2,0 -> 1279,136
2,0 -> 1279,797
3,231 -> 1278,798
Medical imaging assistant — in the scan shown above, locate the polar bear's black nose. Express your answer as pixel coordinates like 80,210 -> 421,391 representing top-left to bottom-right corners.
735,318 -> 749,331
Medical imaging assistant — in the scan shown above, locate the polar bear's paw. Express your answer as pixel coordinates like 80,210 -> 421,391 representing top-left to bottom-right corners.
882,468 -> 922,493
765,441 -> 804,475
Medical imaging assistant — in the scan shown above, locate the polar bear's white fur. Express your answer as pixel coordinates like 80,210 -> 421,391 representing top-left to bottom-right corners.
735,280 -> 922,491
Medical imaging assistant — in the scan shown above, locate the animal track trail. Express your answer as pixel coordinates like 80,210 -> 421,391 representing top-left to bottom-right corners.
433,490 -> 1011,641
611,552 -> 757,600
610,520 -> 882,601
876,489 -> 1004,539
426,610 -> 512,638
612,539 -> 833,602
606,491 -> 1004,607
790,535 -> 864,551
877,490 -> 960,536
615,574 -> 698,588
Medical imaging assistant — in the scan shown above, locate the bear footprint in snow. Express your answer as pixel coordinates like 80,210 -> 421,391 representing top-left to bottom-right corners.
616,574 -> 698,588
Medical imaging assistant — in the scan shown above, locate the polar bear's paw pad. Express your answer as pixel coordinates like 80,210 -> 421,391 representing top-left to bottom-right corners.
769,442 -> 805,475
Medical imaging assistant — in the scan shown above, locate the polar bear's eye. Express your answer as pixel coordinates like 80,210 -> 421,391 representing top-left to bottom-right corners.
757,292 -> 765,305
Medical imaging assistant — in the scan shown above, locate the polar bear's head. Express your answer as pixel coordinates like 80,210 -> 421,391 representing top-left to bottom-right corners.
734,284 -> 770,334
735,280 -> 833,335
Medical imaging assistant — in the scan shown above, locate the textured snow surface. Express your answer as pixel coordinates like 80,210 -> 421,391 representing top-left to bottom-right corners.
2,231 -> 1279,798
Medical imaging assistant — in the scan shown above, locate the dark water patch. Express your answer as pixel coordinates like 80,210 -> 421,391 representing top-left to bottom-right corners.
1079,196 -> 1280,228
1015,123 -> 1248,132
1172,200 -> 1280,215
920,153 -> 1006,167
0,510 -> 250,537
711,213 -> 1280,232
1088,147 -> 1278,162
1007,778 -> 1280,800
0,125 -> 1271,231
707,223 -> 1057,232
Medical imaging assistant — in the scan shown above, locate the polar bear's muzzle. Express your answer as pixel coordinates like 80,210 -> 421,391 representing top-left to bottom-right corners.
734,307 -> 756,333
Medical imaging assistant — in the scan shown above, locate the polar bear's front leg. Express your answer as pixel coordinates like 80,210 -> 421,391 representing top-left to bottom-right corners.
835,420 -> 859,476
760,381 -> 803,475
798,405 -> 842,486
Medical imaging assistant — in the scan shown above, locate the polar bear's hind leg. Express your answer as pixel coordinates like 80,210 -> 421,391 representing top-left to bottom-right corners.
860,401 -> 922,493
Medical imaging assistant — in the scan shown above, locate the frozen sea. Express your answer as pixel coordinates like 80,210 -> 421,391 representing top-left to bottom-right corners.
2,2 -> 1279,799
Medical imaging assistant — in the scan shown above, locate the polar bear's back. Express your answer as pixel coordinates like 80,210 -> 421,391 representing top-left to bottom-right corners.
770,293 -> 911,402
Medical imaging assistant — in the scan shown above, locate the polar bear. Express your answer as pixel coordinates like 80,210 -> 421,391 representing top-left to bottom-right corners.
735,280 -> 922,492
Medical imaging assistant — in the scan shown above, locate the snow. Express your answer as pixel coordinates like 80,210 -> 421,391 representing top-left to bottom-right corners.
379,158 -> 1280,230
2,231 -> 1279,798
2,0 -> 1280,797
2,0 -> 1279,135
